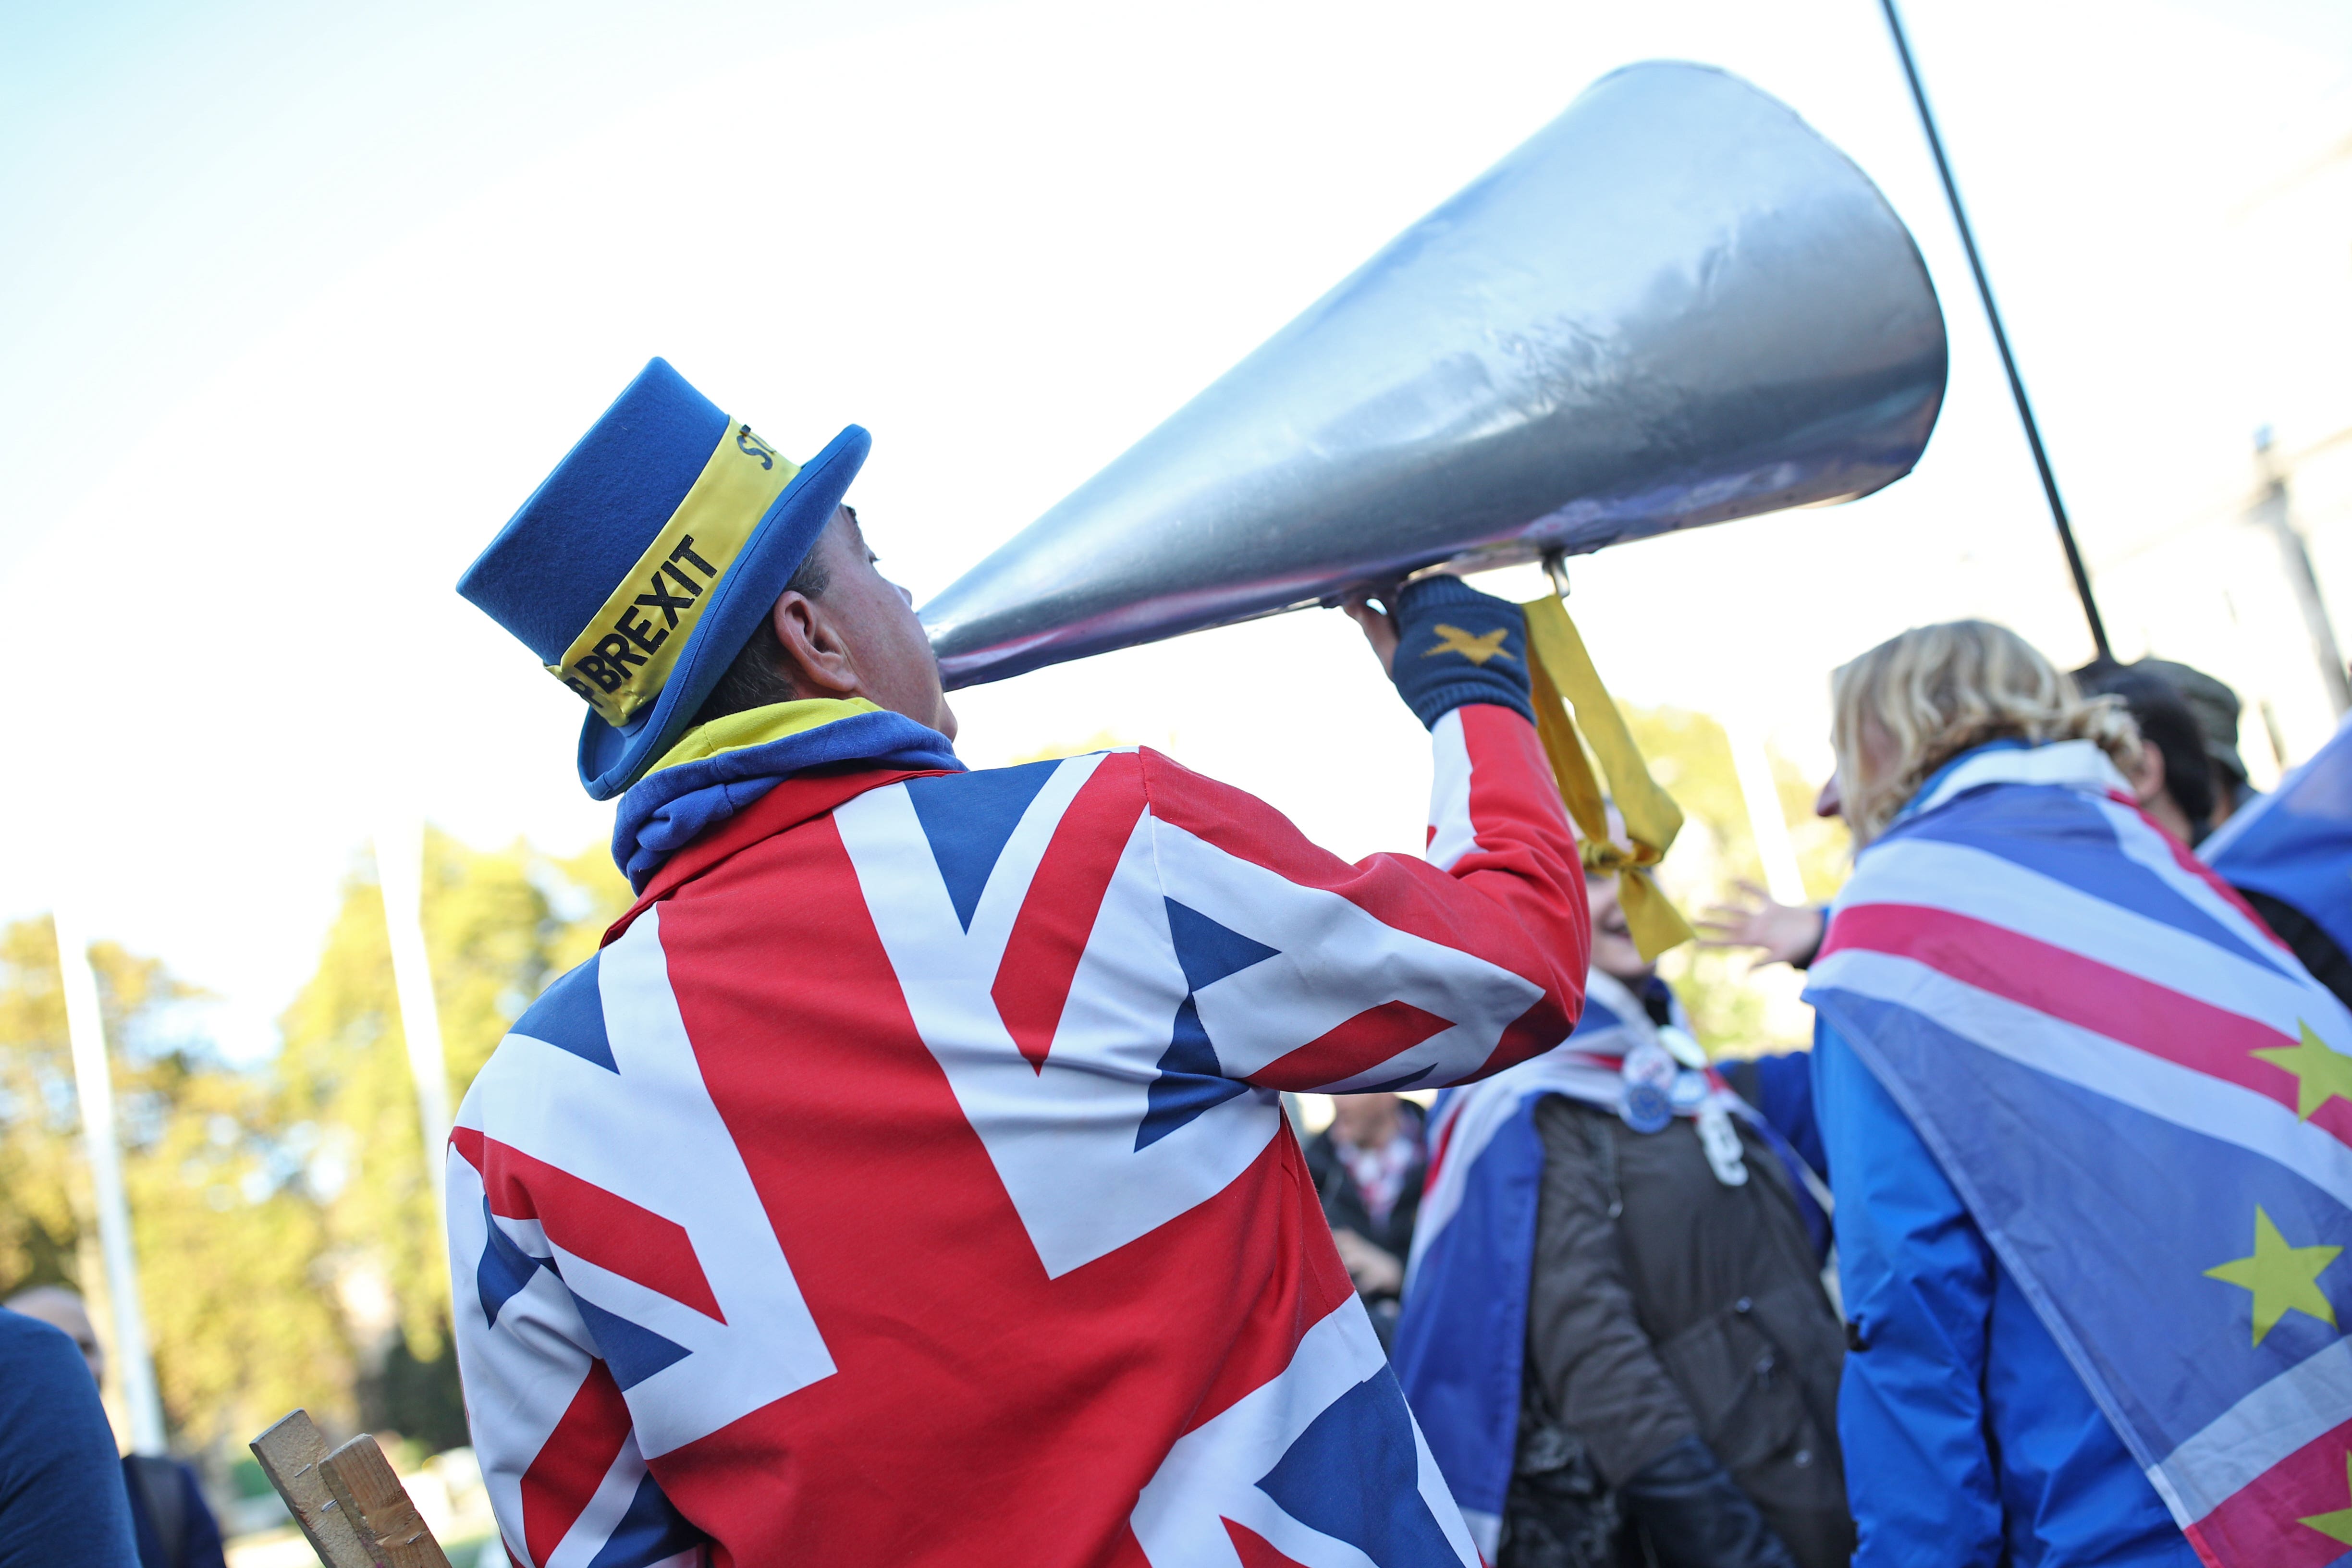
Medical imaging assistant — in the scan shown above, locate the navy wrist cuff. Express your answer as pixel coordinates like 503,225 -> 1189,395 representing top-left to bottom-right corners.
1404,677 -> 1537,730
1389,576 -> 1536,731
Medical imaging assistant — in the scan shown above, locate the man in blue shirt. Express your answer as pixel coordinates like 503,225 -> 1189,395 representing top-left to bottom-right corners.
5,1289 -> 226,1568
0,1306 -> 137,1566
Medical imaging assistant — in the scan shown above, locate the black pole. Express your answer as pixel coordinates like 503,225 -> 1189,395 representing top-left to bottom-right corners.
1879,0 -> 2114,662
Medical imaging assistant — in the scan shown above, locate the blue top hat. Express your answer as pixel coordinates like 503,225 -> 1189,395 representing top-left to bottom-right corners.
458,358 -> 869,799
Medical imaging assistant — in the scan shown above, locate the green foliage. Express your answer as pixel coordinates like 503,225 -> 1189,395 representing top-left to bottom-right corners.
280,830 -> 553,1357
0,918 -> 350,1448
0,831 -> 624,1457
0,918 -> 94,1294
275,830 -> 623,1420
130,1055 -> 351,1450
1622,707 -> 1851,1056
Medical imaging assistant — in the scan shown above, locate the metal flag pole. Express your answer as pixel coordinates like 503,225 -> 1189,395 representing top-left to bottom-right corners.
1879,0 -> 2115,663
2253,428 -> 2352,718
1724,719 -> 1812,909
375,815 -> 453,1242
52,903 -> 169,1456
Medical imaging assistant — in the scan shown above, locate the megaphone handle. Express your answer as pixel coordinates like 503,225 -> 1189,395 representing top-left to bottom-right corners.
1542,548 -> 1570,600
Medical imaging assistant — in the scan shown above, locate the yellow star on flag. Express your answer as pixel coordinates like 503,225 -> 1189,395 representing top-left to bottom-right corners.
1423,624 -> 1513,666
2252,1022 -> 2352,1121
2299,1453 -> 2352,1546
2205,1205 -> 2341,1346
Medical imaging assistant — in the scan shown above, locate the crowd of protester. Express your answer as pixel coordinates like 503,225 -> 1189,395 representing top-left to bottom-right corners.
1313,630 -> 2342,1568
7,605 -> 2347,1565
1303,1090 -> 1427,1344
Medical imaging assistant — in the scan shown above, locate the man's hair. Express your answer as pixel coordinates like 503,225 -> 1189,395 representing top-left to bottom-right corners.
3,1285 -> 86,1314
1830,619 -> 2140,845
688,537 -> 835,729
2074,663 -> 2217,834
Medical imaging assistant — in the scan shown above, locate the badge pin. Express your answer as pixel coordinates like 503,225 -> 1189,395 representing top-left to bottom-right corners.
1620,1039 -> 1679,1133
1623,1039 -> 1677,1089
1621,1081 -> 1674,1135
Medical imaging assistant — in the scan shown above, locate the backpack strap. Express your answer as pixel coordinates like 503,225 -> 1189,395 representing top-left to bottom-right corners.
1577,1105 -> 1624,1220
126,1455 -> 187,1568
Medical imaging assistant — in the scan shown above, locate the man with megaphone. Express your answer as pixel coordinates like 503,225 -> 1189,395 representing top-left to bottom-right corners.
442,359 -> 1592,1567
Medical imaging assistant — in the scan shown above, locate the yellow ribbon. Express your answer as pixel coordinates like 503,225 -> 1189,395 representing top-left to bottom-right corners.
1519,593 -> 1695,961
545,420 -> 800,727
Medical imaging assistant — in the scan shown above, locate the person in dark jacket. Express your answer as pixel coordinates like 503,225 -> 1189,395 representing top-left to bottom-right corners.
0,1306 -> 138,1567
2074,662 -> 2218,845
2120,657 -> 2257,822
1398,847 -> 1850,1568
1513,871 -> 1849,1568
4,1289 -> 225,1568
2204,714 -> 2352,1012
2078,661 -> 2352,1008
1304,1091 -> 1426,1336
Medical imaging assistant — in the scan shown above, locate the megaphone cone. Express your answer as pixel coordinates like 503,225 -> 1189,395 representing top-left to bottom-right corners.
923,61 -> 1948,689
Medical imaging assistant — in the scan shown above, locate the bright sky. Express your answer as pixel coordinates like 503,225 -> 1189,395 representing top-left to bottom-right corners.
6,0 -> 2349,1061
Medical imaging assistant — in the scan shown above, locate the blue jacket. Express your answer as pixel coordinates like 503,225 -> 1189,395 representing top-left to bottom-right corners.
1813,1023 -> 2198,1568
1719,1050 -> 1828,1183
0,1310 -> 136,1567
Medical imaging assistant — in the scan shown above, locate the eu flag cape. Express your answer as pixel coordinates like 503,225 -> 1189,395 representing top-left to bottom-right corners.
2206,714 -> 2352,965
1803,740 -> 2352,1568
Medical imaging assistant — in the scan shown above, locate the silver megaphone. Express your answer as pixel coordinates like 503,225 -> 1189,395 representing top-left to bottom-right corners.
922,61 -> 1948,688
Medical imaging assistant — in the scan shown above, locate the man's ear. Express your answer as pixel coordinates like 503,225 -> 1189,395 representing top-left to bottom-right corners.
770,591 -> 859,698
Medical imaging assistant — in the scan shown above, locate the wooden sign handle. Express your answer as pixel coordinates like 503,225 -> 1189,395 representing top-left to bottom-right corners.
318,1433 -> 456,1568
250,1410 -> 458,1568
248,1410 -> 376,1568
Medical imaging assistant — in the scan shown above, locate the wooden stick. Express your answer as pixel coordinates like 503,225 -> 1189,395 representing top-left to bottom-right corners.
248,1410 -> 377,1568
318,1433 -> 455,1568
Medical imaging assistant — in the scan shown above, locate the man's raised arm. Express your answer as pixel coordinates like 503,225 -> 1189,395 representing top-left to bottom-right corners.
1138,576 -> 1590,1095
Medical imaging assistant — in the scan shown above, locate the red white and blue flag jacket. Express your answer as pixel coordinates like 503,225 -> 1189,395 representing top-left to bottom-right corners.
446,700 -> 1588,1567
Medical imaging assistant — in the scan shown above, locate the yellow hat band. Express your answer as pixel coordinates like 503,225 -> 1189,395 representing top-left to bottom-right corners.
546,421 -> 801,727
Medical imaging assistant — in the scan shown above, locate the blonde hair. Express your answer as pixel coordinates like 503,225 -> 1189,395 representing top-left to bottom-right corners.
1830,620 -> 2139,844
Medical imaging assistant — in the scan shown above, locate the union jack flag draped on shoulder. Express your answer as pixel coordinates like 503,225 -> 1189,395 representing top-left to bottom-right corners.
1802,739 -> 2352,1568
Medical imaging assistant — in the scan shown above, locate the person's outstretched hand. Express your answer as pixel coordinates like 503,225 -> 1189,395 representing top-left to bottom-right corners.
1331,1227 -> 1406,1298
1696,881 -> 1826,968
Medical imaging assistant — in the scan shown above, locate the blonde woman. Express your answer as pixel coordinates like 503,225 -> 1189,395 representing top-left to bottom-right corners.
1801,622 -> 2352,1568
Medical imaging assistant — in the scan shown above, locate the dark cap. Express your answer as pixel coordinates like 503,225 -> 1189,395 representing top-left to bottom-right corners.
2135,659 -> 2248,785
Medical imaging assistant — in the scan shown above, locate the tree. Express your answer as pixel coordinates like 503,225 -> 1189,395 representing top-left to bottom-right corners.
0,829 -> 629,1460
127,1044 -> 353,1450
274,830 -> 627,1446
0,918 -> 351,1449
0,918 -> 96,1298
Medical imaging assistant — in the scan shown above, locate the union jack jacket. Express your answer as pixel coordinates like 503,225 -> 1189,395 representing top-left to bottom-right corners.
447,701 -> 1588,1567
